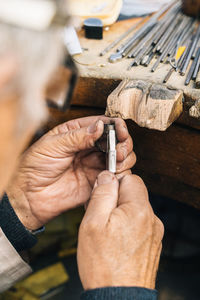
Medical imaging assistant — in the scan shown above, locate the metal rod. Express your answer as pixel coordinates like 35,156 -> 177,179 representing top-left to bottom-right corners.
192,47 -> 200,80
180,25 -> 200,76
109,0 -> 179,63
99,18 -> 144,56
152,3 -> 182,46
144,51 -> 155,66
128,22 -> 159,58
185,49 -> 200,85
109,22 -> 155,62
155,15 -> 181,53
163,67 -> 175,83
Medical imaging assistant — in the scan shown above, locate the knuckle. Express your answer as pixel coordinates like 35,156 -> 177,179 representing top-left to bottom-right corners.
126,174 -> 147,192
137,207 -> 153,224
80,219 -> 100,235
155,216 -> 165,239
127,135 -> 133,150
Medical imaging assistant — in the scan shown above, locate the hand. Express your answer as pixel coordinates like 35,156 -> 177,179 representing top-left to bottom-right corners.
77,171 -> 164,290
6,116 -> 136,230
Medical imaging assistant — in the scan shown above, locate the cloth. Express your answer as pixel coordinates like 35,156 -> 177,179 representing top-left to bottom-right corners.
0,194 -> 35,292
0,227 -> 31,292
81,287 -> 158,300
0,194 -> 37,252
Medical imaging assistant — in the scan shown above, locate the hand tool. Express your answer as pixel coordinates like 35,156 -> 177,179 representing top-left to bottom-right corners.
185,47 -> 200,84
105,124 -> 117,173
95,124 -> 117,173
163,43 -> 187,83
99,18 -> 144,56
109,0 -> 178,63
192,47 -> 200,80
180,24 -> 200,75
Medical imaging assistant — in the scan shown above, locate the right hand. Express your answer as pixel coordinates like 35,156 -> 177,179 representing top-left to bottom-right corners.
77,171 -> 164,290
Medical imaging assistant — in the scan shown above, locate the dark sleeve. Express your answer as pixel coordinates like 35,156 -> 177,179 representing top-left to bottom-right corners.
0,194 -> 37,252
80,287 -> 158,300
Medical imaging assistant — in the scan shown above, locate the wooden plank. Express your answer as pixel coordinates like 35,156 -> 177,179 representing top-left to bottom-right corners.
126,120 -> 200,190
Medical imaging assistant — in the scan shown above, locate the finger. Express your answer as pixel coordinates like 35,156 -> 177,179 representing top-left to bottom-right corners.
146,217 -> 164,289
58,120 -> 105,154
84,171 -> 119,225
116,136 -> 133,162
48,117 -> 130,146
116,151 -> 136,173
118,174 -> 149,208
113,118 -> 129,142
116,169 -> 132,181
49,116 -> 112,135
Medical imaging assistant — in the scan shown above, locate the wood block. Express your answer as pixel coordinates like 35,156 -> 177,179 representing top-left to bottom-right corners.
189,99 -> 200,119
106,79 -> 183,131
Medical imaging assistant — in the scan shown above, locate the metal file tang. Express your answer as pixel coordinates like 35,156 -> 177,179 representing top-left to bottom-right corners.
106,124 -> 116,173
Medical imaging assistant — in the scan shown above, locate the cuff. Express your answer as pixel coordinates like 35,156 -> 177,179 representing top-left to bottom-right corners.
0,194 -> 38,252
80,287 -> 158,300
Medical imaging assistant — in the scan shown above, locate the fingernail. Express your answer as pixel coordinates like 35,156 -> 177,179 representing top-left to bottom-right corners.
97,171 -> 114,185
88,121 -> 98,134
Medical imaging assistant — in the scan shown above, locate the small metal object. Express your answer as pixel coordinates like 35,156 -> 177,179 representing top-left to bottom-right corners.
180,25 -> 200,75
95,124 -> 117,173
163,67 -> 175,83
192,47 -> 200,79
109,0 -> 177,63
105,124 -> 116,173
185,47 -> 200,85
84,18 -> 103,40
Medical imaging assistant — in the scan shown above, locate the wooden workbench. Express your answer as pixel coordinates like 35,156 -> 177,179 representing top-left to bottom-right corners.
49,19 -> 200,209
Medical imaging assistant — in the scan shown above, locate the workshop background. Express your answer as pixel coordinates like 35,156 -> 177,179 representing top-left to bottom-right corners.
1,0 -> 200,299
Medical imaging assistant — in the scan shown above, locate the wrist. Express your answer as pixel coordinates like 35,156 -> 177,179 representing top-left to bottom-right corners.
6,185 -> 42,231
0,194 -> 38,251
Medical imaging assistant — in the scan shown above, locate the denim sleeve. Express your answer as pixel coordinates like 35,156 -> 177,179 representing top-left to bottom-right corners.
80,287 -> 158,300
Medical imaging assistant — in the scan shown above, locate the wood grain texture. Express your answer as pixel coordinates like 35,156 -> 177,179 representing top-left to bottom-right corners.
189,99 -> 200,119
105,79 -> 183,131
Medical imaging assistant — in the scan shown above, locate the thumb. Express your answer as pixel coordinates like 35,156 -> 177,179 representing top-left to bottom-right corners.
84,171 -> 119,225
59,120 -> 104,154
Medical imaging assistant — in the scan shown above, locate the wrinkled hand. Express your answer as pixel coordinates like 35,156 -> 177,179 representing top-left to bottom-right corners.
77,171 -> 164,290
7,116 -> 136,230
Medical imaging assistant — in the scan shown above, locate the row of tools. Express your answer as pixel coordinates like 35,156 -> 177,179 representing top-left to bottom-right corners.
99,0 -> 200,87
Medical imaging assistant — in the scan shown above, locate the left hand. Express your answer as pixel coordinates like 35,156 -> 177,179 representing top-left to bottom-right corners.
7,116 -> 136,230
